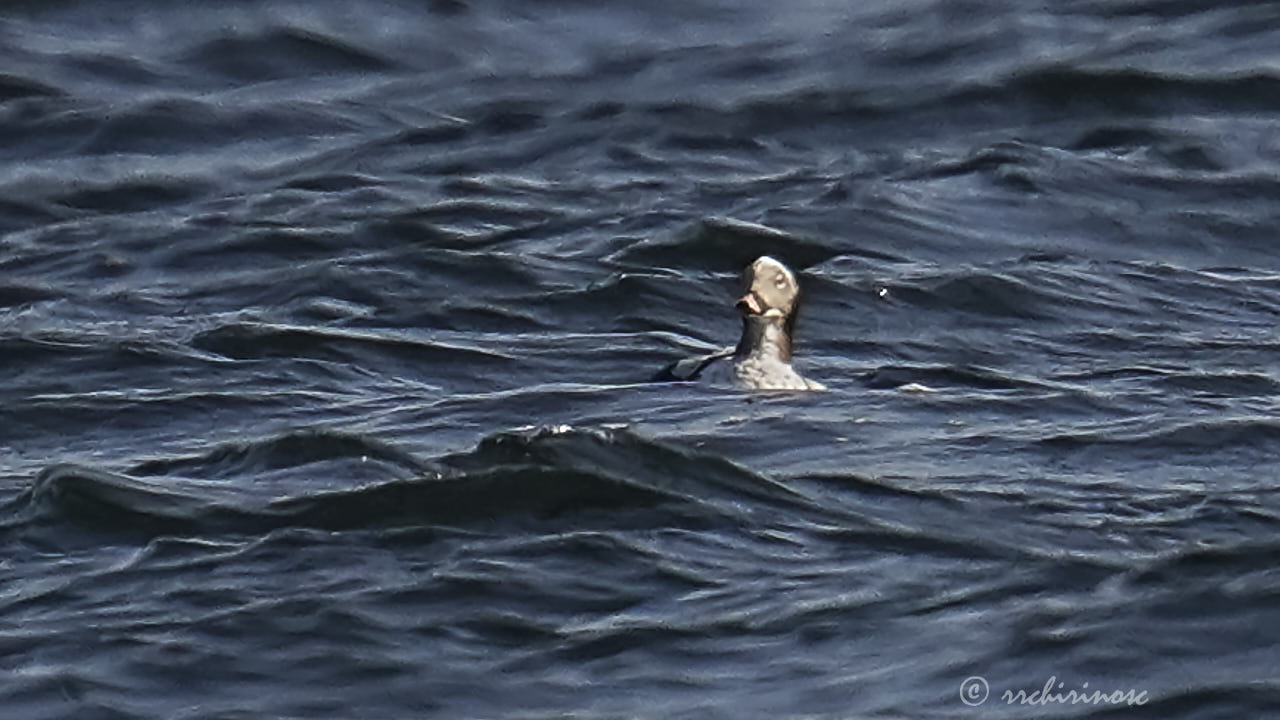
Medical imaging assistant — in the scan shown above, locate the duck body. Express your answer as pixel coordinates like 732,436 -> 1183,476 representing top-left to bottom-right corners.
654,256 -> 825,392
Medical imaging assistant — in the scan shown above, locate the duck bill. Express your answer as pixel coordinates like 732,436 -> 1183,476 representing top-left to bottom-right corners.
735,293 -> 763,315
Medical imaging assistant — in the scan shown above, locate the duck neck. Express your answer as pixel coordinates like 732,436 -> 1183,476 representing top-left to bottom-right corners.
736,315 -> 793,363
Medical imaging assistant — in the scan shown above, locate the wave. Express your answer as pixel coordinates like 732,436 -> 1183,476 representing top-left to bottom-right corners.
0,72 -> 61,102
4,425 -> 1137,575
2,427 -> 837,545
190,322 -> 514,364
75,96 -> 360,155
1039,417 -> 1280,452
57,176 -> 213,213
612,217 -> 868,271
128,429 -> 433,480
861,364 -> 1046,391
987,67 -> 1280,118
0,281 -> 61,308
180,26 -> 402,83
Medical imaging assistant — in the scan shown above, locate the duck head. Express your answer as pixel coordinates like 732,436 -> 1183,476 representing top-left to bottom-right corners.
734,255 -> 801,361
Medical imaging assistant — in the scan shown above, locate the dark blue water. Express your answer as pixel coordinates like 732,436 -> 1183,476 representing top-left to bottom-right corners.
4,2 -> 1280,718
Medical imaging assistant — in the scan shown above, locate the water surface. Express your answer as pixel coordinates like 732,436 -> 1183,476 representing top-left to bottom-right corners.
3,2 -> 1280,718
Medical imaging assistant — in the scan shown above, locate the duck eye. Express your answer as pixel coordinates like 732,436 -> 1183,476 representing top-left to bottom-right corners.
773,274 -> 788,289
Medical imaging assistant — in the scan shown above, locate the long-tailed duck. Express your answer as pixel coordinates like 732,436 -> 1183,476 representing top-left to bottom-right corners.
654,255 -> 825,391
